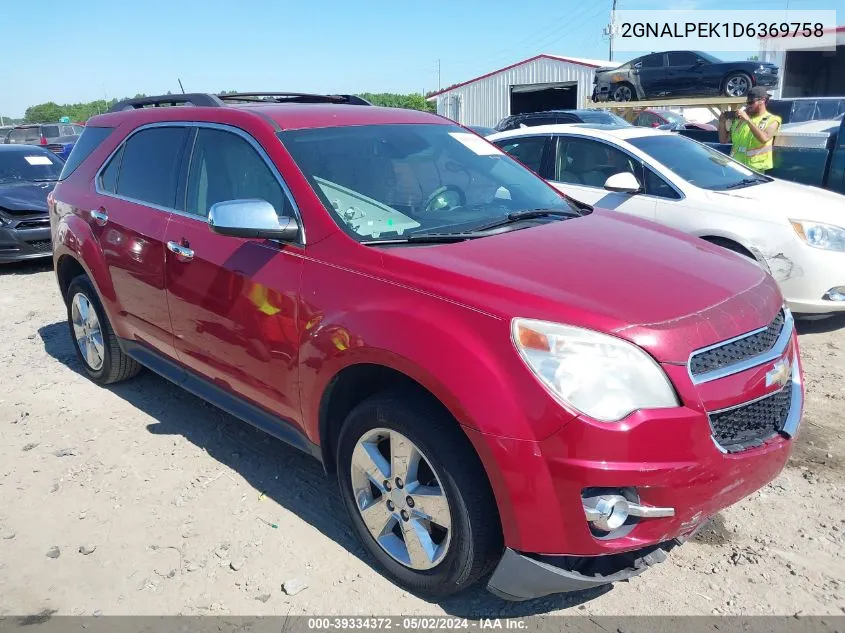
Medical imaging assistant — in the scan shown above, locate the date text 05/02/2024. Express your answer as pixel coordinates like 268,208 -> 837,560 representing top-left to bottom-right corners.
306,618 -> 528,630
621,21 -> 824,38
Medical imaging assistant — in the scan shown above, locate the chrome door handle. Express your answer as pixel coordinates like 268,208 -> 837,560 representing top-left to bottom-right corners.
166,241 -> 194,260
89,209 -> 108,225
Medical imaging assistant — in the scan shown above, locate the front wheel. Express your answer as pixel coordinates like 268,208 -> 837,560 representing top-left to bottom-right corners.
723,73 -> 752,98
336,390 -> 502,600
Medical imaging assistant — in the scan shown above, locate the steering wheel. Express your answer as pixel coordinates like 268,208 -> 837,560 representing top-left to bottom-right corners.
420,185 -> 467,215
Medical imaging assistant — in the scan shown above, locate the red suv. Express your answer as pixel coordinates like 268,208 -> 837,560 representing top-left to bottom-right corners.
49,92 -> 803,602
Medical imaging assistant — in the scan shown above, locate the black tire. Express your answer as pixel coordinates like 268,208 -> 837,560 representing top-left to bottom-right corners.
65,274 -> 141,385
336,389 -> 502,600
722,72 -> 752,98
612,82 -> 637,102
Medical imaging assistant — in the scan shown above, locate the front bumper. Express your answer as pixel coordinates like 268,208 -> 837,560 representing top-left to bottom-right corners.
770,244 -> 845,315
488,538 -> 689,601
0,223 -> 52,262
753,73 -> 779,88
467,328 -> 802,600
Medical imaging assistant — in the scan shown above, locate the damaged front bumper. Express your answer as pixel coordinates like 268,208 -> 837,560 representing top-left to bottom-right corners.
487,536 -> 692,601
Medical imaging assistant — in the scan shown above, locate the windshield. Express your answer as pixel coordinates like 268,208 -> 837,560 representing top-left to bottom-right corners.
577,111 -> 631,126
658,110 -> 685,124
278,124 -> 577,242
0,150 -> 63,183
627,134 -> 767,190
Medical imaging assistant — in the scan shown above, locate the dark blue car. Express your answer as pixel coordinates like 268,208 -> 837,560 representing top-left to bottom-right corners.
0,145 -> 63,262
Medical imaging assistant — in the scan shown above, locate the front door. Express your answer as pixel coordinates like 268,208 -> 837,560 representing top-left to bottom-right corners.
92,125 -> 192,358
547,136 -> 657,220
164,125 -> 304,425
635,53 -> 667,98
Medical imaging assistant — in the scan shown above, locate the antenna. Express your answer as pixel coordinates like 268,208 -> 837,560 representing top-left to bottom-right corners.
178,78 -> 186,94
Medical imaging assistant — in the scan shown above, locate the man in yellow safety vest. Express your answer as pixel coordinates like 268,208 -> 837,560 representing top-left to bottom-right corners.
719,86 -> 781,173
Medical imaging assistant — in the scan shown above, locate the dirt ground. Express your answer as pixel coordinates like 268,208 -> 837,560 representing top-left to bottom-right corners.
0,259 -> 843,619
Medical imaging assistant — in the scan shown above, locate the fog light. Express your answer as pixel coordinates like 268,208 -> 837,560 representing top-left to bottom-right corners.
824,287 -> 845,302
583,492 -> 675,534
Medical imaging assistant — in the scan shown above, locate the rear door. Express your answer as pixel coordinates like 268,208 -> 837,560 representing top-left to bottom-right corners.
637,53 -> 667,98
492,135 -> 551,177
93,125 -> 191,358
163,124 -> 304,424
547,135 -> 656,219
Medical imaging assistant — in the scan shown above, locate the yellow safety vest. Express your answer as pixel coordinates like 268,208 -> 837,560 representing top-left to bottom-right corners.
730,113 -> 781,172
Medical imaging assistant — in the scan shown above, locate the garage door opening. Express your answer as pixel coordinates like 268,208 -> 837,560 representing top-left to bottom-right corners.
510,82 -> 578,115
782,46 -> 845,97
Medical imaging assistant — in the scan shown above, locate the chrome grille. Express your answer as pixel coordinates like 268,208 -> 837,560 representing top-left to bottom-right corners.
689,310 -> 788,382
709,384 -> 792,453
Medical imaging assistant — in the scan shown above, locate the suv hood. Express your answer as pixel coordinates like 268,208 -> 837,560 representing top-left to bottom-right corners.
0,181 -> 55,214
381,211 -> 782,363
706,179 -> 845,225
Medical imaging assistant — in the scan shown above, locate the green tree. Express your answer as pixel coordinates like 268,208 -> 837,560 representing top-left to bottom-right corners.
357,92 -> 435,112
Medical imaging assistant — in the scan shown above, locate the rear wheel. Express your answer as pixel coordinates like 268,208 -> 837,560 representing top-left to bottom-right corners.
723,73 -> 752,98
336,390 -> 501,599
65,275 -> 141,385
612,83 -> 636,102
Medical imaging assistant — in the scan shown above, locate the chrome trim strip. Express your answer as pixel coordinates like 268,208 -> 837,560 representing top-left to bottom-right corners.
688,308 -> 793,385
93,120 -> 306,245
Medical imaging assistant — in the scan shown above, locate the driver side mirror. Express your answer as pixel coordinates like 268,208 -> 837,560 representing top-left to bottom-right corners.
604,172 -> 642,194
208,199 -> 300,241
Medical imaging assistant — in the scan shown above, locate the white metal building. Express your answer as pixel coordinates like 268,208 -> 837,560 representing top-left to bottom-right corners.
760,26 -> 845,98
427,54 -> 619,128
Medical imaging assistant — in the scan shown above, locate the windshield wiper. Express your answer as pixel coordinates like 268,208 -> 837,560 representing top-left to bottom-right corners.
722,178 -> 762,190
361,232 -> 489,245
32,178 -> 58,183
471,208 -> 579,232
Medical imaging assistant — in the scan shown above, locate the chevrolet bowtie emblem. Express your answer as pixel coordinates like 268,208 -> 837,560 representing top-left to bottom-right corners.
766,358 -> 791,389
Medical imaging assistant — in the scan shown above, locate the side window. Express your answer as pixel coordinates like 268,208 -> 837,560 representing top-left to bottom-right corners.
493,136 -> 547,174
668,52 -> 697,66
60,126 -> 113,181
99,145 -> 124,193
640,54 -> 665,69
7,129 -> 26,144
643,167 -> 681,199
555,137 -> 638,187
185,128 -> 292,219
116,126 -> 189,208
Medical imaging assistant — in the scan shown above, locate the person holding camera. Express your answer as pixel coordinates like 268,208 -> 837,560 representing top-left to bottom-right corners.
718,86 -> 781,173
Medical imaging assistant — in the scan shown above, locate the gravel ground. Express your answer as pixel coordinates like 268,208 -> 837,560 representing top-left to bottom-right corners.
0,260 -> 843,618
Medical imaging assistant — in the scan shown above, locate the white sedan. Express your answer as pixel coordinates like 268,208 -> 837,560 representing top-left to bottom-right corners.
487,124 -> 845,315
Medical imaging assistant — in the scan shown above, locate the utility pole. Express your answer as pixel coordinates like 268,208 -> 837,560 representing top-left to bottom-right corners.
608,0 -> 617,61
437,59 -> 441,92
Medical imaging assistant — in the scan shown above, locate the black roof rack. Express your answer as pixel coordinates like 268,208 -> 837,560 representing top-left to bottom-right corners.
107,92 -> 371,113
217,92 -> 372,106
108,93 -> 224,112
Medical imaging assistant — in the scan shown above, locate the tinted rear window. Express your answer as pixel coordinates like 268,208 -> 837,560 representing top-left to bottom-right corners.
115,126 -> 189,208
59,126 -> 114,181
40,125 -> 60,139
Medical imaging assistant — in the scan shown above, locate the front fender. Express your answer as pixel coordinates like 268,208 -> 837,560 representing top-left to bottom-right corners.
297,285 -> 575,445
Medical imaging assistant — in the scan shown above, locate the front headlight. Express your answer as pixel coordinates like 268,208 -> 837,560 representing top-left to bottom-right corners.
512,318 -> 679,422
790,220 -> 845,252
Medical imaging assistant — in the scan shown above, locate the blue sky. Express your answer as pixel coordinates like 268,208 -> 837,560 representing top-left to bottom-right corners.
1,0 -> 841,117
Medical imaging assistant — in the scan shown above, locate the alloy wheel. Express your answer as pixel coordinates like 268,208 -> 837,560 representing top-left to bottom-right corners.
349,428 -> 452,570
613,85 -> 633,101
71,292 -> 105,371
726,76 -> 750,97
